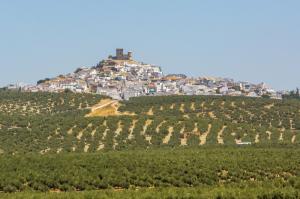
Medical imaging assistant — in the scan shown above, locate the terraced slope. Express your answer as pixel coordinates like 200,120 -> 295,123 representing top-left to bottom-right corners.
0,91 -> 300,154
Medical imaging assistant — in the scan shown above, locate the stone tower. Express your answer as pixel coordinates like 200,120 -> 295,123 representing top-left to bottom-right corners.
127,51 -> 132,60
116,48 -> 124,60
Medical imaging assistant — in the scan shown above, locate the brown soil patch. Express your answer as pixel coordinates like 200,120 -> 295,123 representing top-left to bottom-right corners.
170,103 -> 175,109
292,135 -> 296,143
183,114 -> 190,119
264,103 -> 274,109
279,133 -> 283,141
91,129 -> 97,137
208,111 -> 216,119
255,134 -> 259,143
156,121 -> 166,133
190,102 -> 195,111
180,103 -> 185,113
97,129 -> 109,151
266,131 -> 272,140
217,126 -> 226,144
163,126 -> 174,144
147,107 -> 154,116
200,124 -> 212,145
86,99 -> 134,117
192,123 -> 199,135
128,119 -> 138,140
84,143 -> 90,152
115,121 -> 122,136
142,120 -> 152,135
67,125 -> 76,135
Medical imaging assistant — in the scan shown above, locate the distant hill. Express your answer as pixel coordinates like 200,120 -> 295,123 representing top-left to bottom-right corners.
0,91 -> 299,154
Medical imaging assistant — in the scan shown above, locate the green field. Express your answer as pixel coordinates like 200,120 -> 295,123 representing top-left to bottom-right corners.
0,91 -> 300,198
0,148 -> 300,198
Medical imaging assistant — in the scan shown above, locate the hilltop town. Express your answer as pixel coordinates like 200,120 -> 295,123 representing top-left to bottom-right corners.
6,49 -> 284,100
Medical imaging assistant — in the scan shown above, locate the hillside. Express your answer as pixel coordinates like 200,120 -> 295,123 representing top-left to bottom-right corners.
0,91 -> 299,154
1,91 -> 300,197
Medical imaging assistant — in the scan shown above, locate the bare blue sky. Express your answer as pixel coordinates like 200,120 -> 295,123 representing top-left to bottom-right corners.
0,0 -> 299,90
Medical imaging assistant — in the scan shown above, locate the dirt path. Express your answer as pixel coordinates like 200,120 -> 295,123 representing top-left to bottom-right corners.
163,126 -> 174,144
192,123 -> 199,134
86,100 -> 118,116
279,128 -> 285,141
180,103 -> 185,113
266,131 -> 272,140
115,121 -> 122,136
128,119 -> 138,140
67,125 -> 76,135
292,134 -> 296,143
255,134 -> 260,143
208,111 -> 216,119
77,123 -> 92,140
113,121 -> 123,149
142,120 -> 152,135
86,99 -> 134,117
160,106 -> 164,111
91,128 -> 97,137
170,103 -> 175,109
190,102 -> 195,111
183,114 -> 190,119
264,103 -> 274,109
91,99 -> 116,111
77,130 -> 84,140
217,126 -> 227,144
84,143 -> 90,152
97,129 -> 109,151
200,124 -> 212,145
279,133 -> 283,141
290,119 -> 294,130
156,121 -> 166,133
147,107 -> 154,116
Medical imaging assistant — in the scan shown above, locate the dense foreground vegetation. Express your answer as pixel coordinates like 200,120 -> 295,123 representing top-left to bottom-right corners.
1,186 -> 300,199
0,148 -> 300,193
1,91 -> 300,154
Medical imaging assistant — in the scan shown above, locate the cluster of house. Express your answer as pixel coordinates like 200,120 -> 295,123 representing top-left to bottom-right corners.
6,49 -> 285,100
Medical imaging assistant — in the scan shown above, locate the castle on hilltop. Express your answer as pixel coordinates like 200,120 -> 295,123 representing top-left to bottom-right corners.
97,48 -> 137,68
108,48 -> 132,61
